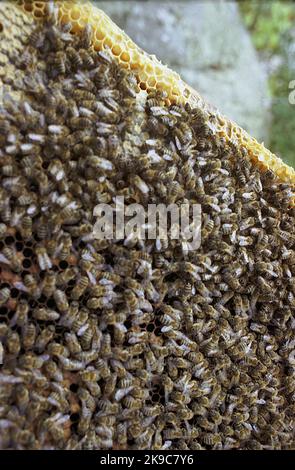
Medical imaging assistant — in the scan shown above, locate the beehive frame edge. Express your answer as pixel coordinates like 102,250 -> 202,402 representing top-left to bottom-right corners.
2,0 -> 295,185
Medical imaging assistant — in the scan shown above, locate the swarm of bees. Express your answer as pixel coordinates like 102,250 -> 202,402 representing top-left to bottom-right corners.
0,2 -> 294,450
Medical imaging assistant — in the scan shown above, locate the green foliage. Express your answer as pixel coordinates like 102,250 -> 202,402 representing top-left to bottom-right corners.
269,65 -> 295,168
270,99 -> 295,168
240,1 -> 295,169
240,1 -> 294,54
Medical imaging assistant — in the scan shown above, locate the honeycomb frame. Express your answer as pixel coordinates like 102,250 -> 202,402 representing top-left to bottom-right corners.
0,0 -> 294,185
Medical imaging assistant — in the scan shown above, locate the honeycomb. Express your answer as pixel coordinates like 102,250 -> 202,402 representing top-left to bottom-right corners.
0,0 -> 294,451
9,0 -> 295,185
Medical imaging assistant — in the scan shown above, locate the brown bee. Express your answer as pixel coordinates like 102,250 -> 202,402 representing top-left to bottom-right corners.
35,325 -> 56,352
33,307 -> 60,321
124,289 -> 138,311
57,267 -> 77,286
6,331 -> 21,355
53,51 -> 66,74
53,289 -> 69,313
12,300 -> 29,327
71,308 -> 89,335
58,301 -> 79,329
0,287 -> 10,306
79,49 -> 95,68
35,246 -> 52,270
22,323 -> 36,350
41,271 -> 56,297
44,418 -> 65,443
2,246 -> 22,272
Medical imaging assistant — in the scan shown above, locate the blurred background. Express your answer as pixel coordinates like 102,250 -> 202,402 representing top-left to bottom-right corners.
95,0 -> 295,169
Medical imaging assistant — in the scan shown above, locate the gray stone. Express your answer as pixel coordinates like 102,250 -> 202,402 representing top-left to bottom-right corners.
95,0 -> 270,143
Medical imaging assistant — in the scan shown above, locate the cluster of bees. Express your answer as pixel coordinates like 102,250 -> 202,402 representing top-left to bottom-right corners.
0,3 -> 294,450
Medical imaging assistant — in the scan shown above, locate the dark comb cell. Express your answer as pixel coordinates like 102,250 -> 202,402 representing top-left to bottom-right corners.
4,236 -> 14,245
22,259 -> 31,269
59,260 -> 68,270
23,248 -> 33,258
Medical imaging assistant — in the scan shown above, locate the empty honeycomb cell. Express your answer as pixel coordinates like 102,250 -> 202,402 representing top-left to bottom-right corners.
69,7 -> 80,21
114,33 -> 123,43
70,412 -> 79,422
77,19 -> 87,29
70,383 -> 79,393
34,9 -> 44,19
154,327 -> 161,337
146,323 -> 155,333
61,2 -> 72,11
151,393 -> 160,403
23,3 -> 33,13
7,310 -> 15,320
23,248 -> 33,258
4,236 -> 15,245
59,261 -> 68,270
11,288 -> 19,299
22,259 -> 31,269
126,40 -> 136,50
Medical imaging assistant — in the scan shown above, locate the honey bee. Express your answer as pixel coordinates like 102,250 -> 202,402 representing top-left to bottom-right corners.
27,26 -> 44,48
58,301 -> 79,329
22,323 -> 36,350
115,422 -> 127,447
6,331 -> 21,355
71,276 -> 89,300
44,418 -> 65,443
135,426 -> 156,449
35,246 -> 52,271
41,271 -> 56,298
57,354 -> 84,371
79,323 -> 94,350
0,287 -> 10,306
65,46 -> 83,69
34,325 -> 55,352
57,233 -> 72,261
79,48 -> 95,68
84,296 -> 103,309
124,289 -> 138,311
77,23 -> 93,49
53,289 -> 69,313
17,351 -> 41,370
13,384 -> 29,414
2,246 -> 22,272
0,201 -> 12,224
32,307 -> 60,321
163,428 -> 184,440
52,51 -> 66,75
56,267 -> 77,286
100,373 -> 117,399
43,360 -> 62,382
0,222 -> 7,237
94,358 -> 110,379
12,300 -> 28,331
79,369 -> 99,384
77,407 -> 92,436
